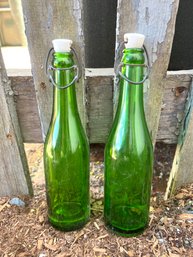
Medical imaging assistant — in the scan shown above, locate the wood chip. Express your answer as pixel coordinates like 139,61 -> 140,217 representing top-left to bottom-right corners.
177,213 -> 193,220
44,242 -> 58,251
17,253 -> 31,257
127,250 -> 135,257
0,201 -> 9,212
0,198 -> 7,205
152,239 -> 159,249
97,234 -> 109,240
181,189 -> 189,193
37,239 -> 43,250
169,254 -> 181,257
70,230 -> 85,249
172,247 -> 183,254
150,206 -> 154,212
93,247 -> 106,253
120,246 -> 127,253
94,221 -> 100,230
48,238 -> 53,245
55,253 -> 69,257
175,193 -> 185,199
39,215 -> 44,223
24,228 -> 30,236
65,235 -> 74,244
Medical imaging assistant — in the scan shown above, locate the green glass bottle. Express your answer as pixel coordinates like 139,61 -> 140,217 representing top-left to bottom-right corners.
44,39 -> 90,231
104,33 -> 153,236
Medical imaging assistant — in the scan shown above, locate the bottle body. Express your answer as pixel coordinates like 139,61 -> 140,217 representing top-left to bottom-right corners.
44,52 -> 90,231
104,48 -> 153,236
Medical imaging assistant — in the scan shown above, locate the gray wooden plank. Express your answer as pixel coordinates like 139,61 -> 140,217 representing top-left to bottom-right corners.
157,72 -> 192,144
0,49 -> 32,196
115,0 -> 180,145
11,76 -> 42,143
21,0 -> 86,140
165,78 -> 193,199
86,70 -> 113,143
10,70 -> 192,144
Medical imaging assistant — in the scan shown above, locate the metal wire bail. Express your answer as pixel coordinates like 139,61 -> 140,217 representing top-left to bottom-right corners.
114,41 -> 150,85
45,46 -> 82,89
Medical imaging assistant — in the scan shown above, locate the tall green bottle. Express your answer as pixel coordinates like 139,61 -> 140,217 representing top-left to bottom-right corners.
104,33 -> 153,236
44,39 -> 90,231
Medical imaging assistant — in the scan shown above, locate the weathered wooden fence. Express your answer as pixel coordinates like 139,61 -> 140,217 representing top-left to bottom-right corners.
1,0 -> 193,198
0,49 -> 32,196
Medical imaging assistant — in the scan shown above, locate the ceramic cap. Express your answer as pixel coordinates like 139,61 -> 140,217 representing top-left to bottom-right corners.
124,33 -> 145,48
52,39 -> 72,52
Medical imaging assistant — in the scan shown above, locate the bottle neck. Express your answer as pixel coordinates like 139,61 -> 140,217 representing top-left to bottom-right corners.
52,52 -> 79,118
116,48 -> 145,119
118,83 -> 144,111
53,86 -> 78,117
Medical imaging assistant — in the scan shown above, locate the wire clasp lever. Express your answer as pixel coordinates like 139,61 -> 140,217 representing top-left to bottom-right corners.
114,41 -> 150,85
45,47 -> 82,89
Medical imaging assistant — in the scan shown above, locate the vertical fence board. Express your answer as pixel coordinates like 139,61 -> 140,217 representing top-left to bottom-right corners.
21,0 -> 86,140
165,78 -> 193,198
86,69 -> 114,143
11,76 -> 42,143
0,49 -> 32,196
115,0 -> 180,144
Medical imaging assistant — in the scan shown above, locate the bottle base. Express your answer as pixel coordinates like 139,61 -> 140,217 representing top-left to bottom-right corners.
48,216 -> 89,231
47,201 -> 90,231
105,222 -> 147,237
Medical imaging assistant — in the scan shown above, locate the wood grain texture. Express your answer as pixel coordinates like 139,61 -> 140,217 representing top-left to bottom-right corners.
10,70 -> 192,144
115,0 -> 180,144
21,0 -> 86,140
0,50 -> 32,196
165,78 -> 193,199
86,70 -> 113,143
157,71 -> 192,144
11,76 -> 42,143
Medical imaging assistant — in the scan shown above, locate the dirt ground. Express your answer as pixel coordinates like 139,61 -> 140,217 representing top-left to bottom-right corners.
0,143 -> 193,257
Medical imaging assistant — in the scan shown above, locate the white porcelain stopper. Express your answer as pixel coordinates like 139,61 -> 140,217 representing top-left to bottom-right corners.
124,33 -> 145,48
52,39 -> 73,52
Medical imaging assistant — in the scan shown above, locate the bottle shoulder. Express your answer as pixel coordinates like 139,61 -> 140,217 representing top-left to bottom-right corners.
46,116 -> 87,140
106,119 -> 152,154
44,121 -> 89,154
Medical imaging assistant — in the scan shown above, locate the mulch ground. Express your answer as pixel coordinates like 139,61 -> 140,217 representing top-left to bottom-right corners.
0,144 -> 193,257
